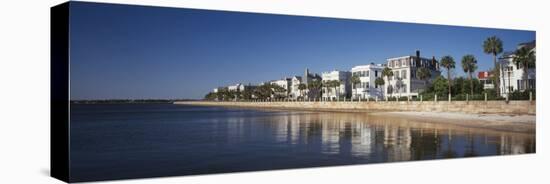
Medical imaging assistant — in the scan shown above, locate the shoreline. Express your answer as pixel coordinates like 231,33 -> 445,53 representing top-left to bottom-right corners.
370,111 -> 535,134
174,100 -> 536,115
174,101 -> 535,134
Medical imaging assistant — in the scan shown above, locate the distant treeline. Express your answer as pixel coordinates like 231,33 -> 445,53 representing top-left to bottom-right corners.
70,99 -> 198,104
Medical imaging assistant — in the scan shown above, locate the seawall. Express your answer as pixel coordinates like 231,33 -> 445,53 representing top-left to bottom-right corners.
174,100 -> 536,115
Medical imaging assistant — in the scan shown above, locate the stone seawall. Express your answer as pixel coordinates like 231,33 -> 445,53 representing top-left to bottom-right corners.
174,100 -> 536,115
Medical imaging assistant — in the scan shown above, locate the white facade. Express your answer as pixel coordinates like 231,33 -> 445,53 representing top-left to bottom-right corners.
385,51 -> 440,98
478,71 -> 495,90
227,83 -> 245,92
270,78 -> 291,97
321,70 -> 351,100
498,42 -> 536,97
289,76 -> 304,99
351,64 -> 385,99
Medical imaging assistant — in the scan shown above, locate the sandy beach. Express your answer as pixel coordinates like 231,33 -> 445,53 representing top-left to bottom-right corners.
377,111 -> 535,124
371,111 -> 535,133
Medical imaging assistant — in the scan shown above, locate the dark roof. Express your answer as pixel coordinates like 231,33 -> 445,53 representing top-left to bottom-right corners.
518,40 -> 536,50
501,40 -> 536,58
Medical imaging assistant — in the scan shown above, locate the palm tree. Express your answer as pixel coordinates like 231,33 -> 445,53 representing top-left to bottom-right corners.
322,80 -> 331,100
461,54 -> 478,96
375,77 -> 385,98
513,47 -> 536,91
483,36 -> 503,96
416,67 -> 431,89
440,55 -> 455,97
382,67 -> 393,97
308,80 -> 323,100
395,77 -> 404,97
329,80 -> 341,100
298,83 -> 307,99
350,74 -> 361,99
273,85 -> 287,99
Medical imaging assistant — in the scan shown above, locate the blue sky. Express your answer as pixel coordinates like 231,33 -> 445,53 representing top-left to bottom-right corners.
69,2 -> 535,100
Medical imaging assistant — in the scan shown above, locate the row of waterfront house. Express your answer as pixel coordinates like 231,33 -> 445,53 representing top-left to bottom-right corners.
210,41 -> 535,101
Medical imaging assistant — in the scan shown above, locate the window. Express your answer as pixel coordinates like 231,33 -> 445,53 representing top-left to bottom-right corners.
396,71 -> 400,79
366,71 -> 369,77
366,82 -> 370,88
402,70 -> 407,79
375,70 -> 378,77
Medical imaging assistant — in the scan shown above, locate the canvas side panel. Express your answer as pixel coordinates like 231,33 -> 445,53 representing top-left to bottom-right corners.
51,2 -> 70,183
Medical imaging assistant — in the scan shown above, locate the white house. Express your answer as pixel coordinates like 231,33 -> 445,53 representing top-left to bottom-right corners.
270,78 -> 291,98
385,50 -> 441,98
321,70 -> 351,100
289,76 -> 303,99
227,83 -> 245,92
350,63 -> 385,99
478,71 -> 495,90
498,41 -> 536,97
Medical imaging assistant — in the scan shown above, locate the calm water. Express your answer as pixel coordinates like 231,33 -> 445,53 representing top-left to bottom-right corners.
70,104 -> 535,182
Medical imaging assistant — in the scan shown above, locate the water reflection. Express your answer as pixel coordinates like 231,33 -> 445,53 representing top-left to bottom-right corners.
69,104 -> 536,181
215,110 -> 535,161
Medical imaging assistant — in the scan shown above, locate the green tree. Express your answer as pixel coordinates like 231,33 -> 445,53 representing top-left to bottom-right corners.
375,77 -> 385,98
350,74 -> 361,99
333,80 -> 342,98
382,67 -> 393,97
322,81 -> 331,99
452,77 -> 465,95
483,36 -> 503,96
272,85 -> 287,99
254,84 -> 275,100
440,55 -> 455,97
395,77 -> 404,97
204,92 -> 217,100
241,89 -> 253,100
325,80 -> 340,99
298,83 -> 307,99
308,80 -> 323,100
461,54 -> 478,96
432,76 -> 449,97
513,46 -> 536,90
416,67 -> 432,89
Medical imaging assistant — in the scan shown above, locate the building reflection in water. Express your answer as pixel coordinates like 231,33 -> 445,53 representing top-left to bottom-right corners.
214,109 -> 535,162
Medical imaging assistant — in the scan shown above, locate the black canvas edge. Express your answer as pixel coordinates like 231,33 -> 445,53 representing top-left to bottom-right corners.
51,1 -> 71,183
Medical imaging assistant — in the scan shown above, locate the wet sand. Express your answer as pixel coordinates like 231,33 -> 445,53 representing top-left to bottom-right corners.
371,111 -> 535,134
